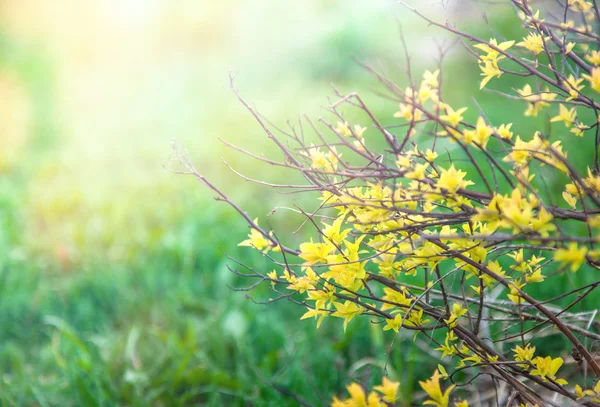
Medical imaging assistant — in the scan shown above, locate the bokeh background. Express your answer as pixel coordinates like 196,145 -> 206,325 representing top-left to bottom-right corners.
0,1 -> 558,405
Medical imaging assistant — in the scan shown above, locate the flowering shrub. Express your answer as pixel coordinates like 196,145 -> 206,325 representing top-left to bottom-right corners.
172,1 -> 600,405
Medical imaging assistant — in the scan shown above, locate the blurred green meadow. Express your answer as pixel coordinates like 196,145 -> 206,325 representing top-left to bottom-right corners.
0,1 -> 594,406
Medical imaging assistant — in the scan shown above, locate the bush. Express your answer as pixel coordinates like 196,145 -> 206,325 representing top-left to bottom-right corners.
174,1 -> 600,405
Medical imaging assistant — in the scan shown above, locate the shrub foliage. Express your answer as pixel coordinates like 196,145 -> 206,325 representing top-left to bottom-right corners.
173,1 -> 600,405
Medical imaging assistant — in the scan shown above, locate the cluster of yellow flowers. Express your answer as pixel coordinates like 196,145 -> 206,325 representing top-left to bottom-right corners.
331,377 -> 399,407
232,2 -> 600,405
330,371 -> 470,407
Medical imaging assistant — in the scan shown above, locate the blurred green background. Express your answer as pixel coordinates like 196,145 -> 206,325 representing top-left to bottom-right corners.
0,1 -> 591,406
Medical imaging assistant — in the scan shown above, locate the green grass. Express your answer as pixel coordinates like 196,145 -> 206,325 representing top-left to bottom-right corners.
0,201 -> 429,406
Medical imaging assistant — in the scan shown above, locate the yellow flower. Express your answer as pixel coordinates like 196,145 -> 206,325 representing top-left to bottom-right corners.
473,38 -> 514,62
564,75 -> 585,101
585,167 -> 600,192
330,396 -> 346,407
353,138 -> 367,152
562,191 -> 577,209
517,84 -> 556,116
423,69 -> 440,88
321,216 -> 351,246
525,268 -> 545,283
405,162 -> 430,180
436,337 -> 457,360
299,239 -> 333,264
394,103 -> 422,121
303,144 -> 341,172
440,106 -> 467,127
495,123 -> 513,139
332,301 -> 364,332
473,116 -> 493,147
550,104 -> 577,127
383,314 -> 403,333
353,124 -> 367,138
479,60 -> 502,89
554,242 -> 588,272
373,377 -> 400,403
513,344 -> 536,369
585,50 -> 600,66
346,382 -> 367,405
444,303 -> 468,329
425,149 -> 439,161
560,20 -> 575,29
267,270 -> 278,287
286,275 -> 314,293
335,121 -> 352,137
437,165 -> 474,194
530,356 -> 568,385
524,9 -> 544,26
571,124 -> 586,137
300,307 -> 328,328
419,370 -> 455,407
569,0 -> 593,12
575,379 -> 600,400
565,42 -> 575,54
517,32 -> 547,54
405,309 -> 430,327
582,67 -> 600,93
238,218 -> 273,253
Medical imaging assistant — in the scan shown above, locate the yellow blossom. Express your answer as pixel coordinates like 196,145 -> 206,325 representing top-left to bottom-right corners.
299,239 -> 333,264
423,69 -> 440,88
571,124 -> 586,137
238,218 -> 274,253
517,32 -> 548,54
517,84 -> 556,116
563,191 -> 577,209
583,67 -> 600,92
550,104 -> 577,128
335,121 -> 352,136
495,123 -> 513,139
513,344 -> 536,369
437,165 -> 474,194
267,270 -> 278,287
473,38 -> 514,62
575,380 -> 600,401
303,145 -> 327,171
564,75 -> 585,101
526,268 -> 545,283
419,370 -> 454,407
394,103 -> 422,122
383,314 -> 403,333
569,0 -> 593,12
332,301 -> 364,332
530,356 -> 568,385
479,60 -> 502,89
554,242 -> 588,272
354,124 -> 367,138
472,116 -> 493,147
301,307 -> 328,328
444,303 -> 468,329
405,162 -> 430,180
425,149 -> 439,161
373,377 -> 400,403
440,106 -> 467,127
585,50 -> 600,66
405,309 -> 430,327
322,216 -> 351,246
